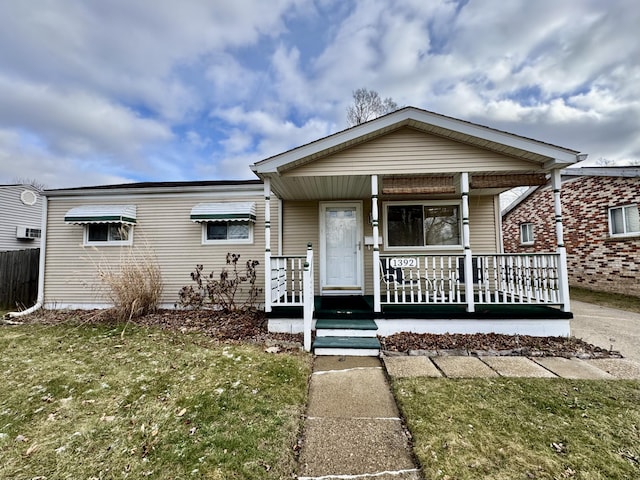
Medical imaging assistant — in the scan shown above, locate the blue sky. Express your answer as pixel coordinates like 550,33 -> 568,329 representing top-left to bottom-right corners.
0,0 -> 638,189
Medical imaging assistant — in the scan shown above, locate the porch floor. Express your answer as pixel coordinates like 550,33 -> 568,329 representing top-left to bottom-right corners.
267,295 -> 573,320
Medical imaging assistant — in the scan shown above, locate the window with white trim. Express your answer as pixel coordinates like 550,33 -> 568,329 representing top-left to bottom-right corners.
384,202 -> 461,249
609,204 -> 640,236
202,221 -> 253,244
520,223 -> 534,244
85,223 -> 133,246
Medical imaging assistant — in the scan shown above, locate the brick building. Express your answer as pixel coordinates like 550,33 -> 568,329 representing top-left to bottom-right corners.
502,167 -> 640,297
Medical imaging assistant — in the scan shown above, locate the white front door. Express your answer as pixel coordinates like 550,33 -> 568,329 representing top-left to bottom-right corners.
320,202 -> 363,293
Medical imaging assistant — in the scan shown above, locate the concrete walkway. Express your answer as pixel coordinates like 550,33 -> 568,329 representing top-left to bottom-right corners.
384,354 -> 640,380
297,356 -> 421,480
297,354 -> 640,479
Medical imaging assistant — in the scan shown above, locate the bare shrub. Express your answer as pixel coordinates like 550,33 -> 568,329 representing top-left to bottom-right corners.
93,244 -> 163,321
177,253 -> 261,312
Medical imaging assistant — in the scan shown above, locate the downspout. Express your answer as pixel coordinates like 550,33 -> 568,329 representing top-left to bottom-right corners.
8,195 -> 47,317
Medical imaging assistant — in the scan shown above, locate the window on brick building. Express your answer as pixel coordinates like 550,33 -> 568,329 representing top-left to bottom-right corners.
609,205 -> 640,236
520,223 -> 534,245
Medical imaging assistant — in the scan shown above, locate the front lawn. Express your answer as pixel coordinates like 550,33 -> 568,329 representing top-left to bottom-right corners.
394,378 -> 640,479
0,323 -> 312,479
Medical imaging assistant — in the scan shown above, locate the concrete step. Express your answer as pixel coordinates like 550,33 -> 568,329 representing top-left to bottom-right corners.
315,319 -> 378,337
316,328 -> 378,337
315,318 -> 378,330
313,336 -> 381,356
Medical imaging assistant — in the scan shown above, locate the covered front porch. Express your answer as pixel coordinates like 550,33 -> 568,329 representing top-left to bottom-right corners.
250,108 -> 582,354
266,246 -> 572,353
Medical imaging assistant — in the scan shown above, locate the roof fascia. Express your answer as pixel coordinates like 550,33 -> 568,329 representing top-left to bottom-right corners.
45,182 -> 264,198
561,167 -> 640,178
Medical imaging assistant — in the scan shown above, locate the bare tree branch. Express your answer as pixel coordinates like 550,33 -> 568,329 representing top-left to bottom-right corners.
347,88 -> 399,126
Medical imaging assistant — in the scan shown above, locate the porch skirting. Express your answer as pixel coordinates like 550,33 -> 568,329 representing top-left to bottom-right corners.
268,317 -> 571,337
267,317 -> 570,337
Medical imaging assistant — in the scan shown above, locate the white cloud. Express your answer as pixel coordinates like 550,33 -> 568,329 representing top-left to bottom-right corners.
0,76 -> 172,159
0,129 -> 132,189
0,0 -> 639,188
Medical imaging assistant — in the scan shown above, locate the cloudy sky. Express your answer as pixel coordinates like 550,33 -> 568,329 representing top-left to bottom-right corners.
0,0 -> 638,189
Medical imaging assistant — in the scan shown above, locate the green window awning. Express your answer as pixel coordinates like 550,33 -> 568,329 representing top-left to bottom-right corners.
190,202 -> 256,223
64,205 -> 137,224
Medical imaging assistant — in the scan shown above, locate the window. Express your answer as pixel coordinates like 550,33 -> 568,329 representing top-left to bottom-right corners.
520,223 -> 534,244
26,228 -> 41,239
85,223 -> 133,245
203,221 -> 252,244
609,205 -> 640,236
385,202 -> 461,249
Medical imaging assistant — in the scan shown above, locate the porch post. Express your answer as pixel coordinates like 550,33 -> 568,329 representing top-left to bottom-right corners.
264,177 -> 272,313
552,169 -> 571,312
461,172 -> 475,313
372,175 -> 381,313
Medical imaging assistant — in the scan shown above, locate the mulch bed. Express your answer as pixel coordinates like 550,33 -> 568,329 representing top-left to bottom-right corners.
4,309 -> 622,358
6,308 -> 303,350
380,332 -> 622,359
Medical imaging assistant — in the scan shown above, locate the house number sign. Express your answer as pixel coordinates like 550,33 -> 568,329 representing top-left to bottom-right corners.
389,257 -> 418,268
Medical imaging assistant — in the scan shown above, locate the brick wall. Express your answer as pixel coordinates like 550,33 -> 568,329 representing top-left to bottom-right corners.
503,175 -> 640,297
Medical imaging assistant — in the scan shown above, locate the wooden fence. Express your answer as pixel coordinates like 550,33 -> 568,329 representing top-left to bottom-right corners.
0,248 -> 39,310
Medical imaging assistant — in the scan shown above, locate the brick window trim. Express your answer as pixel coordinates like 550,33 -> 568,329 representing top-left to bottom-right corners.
604,234 -> 640,243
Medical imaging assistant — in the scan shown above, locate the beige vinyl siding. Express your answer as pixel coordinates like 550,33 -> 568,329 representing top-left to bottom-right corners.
281,201 -> 320,287
285,127 -> 540,177
468,195 -> 499,252
44,192 -> 277,308
279,196 -> 499,296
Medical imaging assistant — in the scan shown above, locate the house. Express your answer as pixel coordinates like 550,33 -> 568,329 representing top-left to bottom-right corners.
20,107 -> 585,355
0,184 -> 43,251
502,167 -> 640,298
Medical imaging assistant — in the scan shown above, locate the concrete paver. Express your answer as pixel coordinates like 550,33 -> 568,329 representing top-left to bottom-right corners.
481,356 -> 557,378
532,357 -> 615,379
432,355 -> 498,378
585,358 -> 640,380
384,355 -> 442,378
298,418 -> 417,478
313,355 -> 382,372
307,367 -> 399,418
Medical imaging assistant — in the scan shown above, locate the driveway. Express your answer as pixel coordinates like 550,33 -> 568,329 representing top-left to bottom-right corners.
571,300 -> 640,363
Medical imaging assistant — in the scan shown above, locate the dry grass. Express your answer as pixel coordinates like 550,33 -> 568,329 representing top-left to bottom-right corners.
394,377 -> 640,479
92,243 -> 163,321
0,322 -> 312,479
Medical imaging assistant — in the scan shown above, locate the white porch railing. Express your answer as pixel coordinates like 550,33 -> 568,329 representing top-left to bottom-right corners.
270,244 -> 315,351
379,253 -> 563,307
270,255 -> 306,306
473,254 -> 561,305
380,255 -> 466,304
303,245 -> 314,352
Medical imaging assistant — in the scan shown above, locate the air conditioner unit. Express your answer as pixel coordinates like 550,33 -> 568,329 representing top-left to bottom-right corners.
16,226 -> 41,240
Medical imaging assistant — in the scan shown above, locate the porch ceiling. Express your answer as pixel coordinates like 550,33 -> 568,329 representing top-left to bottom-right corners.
267,171 -> 549,200
269,174 -> 371,200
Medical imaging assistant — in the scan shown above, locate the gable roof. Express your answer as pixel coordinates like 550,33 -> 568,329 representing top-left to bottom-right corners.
251,106 -> 583,175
